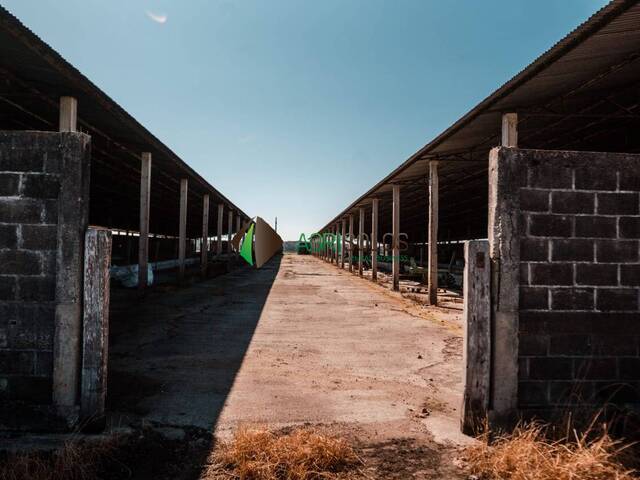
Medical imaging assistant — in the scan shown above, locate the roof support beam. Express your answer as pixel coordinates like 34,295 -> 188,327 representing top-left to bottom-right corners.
138,152 -> 152,289
59,96 -> 77,132
371,198 -> 379,282
178,178 -> 188,283
201,194 -> 209,277
217,203 -> 224,255
392,185 -> 400,291
358,208 -> 365,277
428,162 -> 439,305
340,218 -> 346,269
348,215 -> 354,272
228,210 -> 233,253
501,113 -> 518,147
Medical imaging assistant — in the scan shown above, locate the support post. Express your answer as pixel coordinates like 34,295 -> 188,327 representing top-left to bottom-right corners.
358,207 -> 364,277
392,186 -> 400,291
228,210 -> 233,253
217,203 -> 224,255
335,224 -> 340,265
340,219 -> 346,269
501,112 -> 518,147
461,240 -> 491,434
80,227 -> 112,430
138,152 -> 151,289
428,161 -> 439,304
201,194 -> 210,276
236,215 -> 241,237
371,198 -> 379,281
59,96 -> 77,132
348,214 -> 354,272
178,179 -> 188,283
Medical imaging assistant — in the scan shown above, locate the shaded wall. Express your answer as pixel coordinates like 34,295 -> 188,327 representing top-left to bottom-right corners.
0,131 -> 90,430
490,147 -> 640,420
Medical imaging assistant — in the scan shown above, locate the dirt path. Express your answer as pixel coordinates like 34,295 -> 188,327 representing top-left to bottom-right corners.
107,253 -> 470,478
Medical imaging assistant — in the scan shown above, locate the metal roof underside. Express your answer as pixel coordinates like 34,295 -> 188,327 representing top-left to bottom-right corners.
0,6 -> 249,238
321,0 -> 640,242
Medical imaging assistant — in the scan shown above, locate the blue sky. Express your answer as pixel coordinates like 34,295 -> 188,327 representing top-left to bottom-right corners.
4,0 -> 608,240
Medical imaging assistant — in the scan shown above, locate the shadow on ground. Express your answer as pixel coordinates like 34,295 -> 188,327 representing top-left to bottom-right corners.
104,255 -> 282,479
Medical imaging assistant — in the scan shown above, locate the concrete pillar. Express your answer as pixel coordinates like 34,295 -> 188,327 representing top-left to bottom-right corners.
178,179 -> 188,282
340,219 -> 346,269
59,96 -> 77,132
138,152 -> 151,289
201,194 -> 210,276
80,227 -> 112,429
358,207 -> 364,277
428,162 -> 439,304
392,185 -> 400,291
335,224 -> 340,265
217,203 -> 224,255
236,215 -> 241,236
348,214 -> 354,273
371,198 -> 379,282
501,112 -> 518,147
227,210 -> 233,253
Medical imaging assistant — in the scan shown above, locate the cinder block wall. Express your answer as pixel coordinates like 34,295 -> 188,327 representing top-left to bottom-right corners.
0,131 -> 90,430
497,148 -> 640,414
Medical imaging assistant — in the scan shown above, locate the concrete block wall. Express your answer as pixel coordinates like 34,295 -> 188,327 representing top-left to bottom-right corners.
493,148 -> 640,414
0,131 -> 90,430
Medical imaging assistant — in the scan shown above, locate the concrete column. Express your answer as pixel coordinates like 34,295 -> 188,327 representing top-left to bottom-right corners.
340,219 -> 346,269
371,198 -> 379,282
201,194 -> 210,276
392,185 -> 400,291
348,214 -> 354,273
335,224 -> 340,265
227,210 -> 233,253
236,215 -> 241,235
138,152 -> 151,289
59,96 -> 77,132
428,162 -> 439,305
501,112 -> 518,147
178,179 -> 188,282
358,207 -> 364,277
217,203 -> 224,255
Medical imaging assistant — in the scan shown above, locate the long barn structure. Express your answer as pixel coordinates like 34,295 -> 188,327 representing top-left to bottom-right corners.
0,7 -> 250,430
316,0 -> 640,430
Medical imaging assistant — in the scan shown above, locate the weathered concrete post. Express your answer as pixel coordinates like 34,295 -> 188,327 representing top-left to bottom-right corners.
501,113 -> 518,147
371,198 -> 379,281
217,203 -> 224,255
59,96 -> 77,132
428,161 -> 439,304
178,179 -> 188,283
52,132 -> 91,413
201,194 -> 210,276
80,227 -> 112,430
227,210 -> 233,253
392,185 -> 400,291
461,239 -> 491,434
348,214 -> 354,272
340,219 -> 346,269
335,223 -> 340,265
236,215 -> 241,239
138,152 -> 152,289
358,207 -> 364,277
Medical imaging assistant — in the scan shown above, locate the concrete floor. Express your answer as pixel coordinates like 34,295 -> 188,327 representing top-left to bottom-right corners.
108,253 -> 469,477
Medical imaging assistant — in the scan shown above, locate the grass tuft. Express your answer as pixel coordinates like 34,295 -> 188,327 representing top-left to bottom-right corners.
466,421 -> 637,480
209,426 -> 362,479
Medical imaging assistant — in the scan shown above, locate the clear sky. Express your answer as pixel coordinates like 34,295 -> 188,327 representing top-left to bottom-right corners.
4,0 -> 608,240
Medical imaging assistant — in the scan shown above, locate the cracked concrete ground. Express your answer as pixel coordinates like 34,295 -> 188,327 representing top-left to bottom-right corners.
107,253 -> 470,478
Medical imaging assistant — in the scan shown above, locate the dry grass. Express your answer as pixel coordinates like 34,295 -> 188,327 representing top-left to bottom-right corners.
0,440 -> 115,480
466,421 -> 638,480
208,426 -> 362,479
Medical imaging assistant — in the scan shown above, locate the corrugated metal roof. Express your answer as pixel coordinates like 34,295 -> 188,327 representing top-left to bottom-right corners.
320,0 -> 640,233
0,5 -> 250,234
